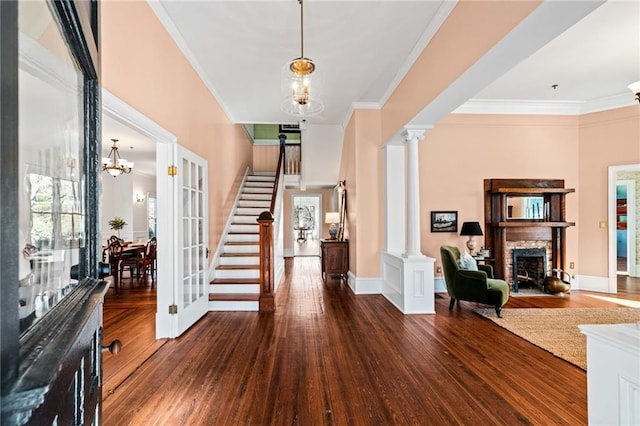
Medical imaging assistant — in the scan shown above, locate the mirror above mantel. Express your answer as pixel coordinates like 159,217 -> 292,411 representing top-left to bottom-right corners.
506,196 -> 546,220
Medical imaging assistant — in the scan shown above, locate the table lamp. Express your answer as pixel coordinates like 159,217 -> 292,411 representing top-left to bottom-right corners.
460,221 -> 483,255
325,212 -> 340,239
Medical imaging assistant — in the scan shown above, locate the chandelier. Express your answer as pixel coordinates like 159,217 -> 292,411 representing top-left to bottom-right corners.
280,0 -> 324,117
102,139 -> 133,177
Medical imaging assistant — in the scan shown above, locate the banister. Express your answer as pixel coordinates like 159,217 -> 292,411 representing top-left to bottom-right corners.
270,140 -> 285,213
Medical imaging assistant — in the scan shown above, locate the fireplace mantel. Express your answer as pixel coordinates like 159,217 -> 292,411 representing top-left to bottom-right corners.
484,179 -> 575,284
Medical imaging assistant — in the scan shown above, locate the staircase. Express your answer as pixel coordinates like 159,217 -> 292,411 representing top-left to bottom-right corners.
209,174 -> 275,311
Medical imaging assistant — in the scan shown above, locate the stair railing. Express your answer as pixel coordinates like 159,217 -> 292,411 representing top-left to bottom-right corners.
257,140 -> 285,312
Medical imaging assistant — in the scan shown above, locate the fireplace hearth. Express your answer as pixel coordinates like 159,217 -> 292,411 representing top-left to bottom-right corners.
512,248 -> 547,292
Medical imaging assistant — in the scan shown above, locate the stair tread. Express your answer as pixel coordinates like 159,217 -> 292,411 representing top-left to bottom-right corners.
221,253 -> 259,257
209,293 -> 260,301
216,265 -> 260,270
224,241 -> 259,245
210,278 -> 260,285
227,231 -> 259,235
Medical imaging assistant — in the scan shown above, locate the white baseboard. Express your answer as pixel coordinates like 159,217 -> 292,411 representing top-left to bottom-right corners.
346,271 -> 382,294
434,276 -> 446,293
574,274 -> 616,293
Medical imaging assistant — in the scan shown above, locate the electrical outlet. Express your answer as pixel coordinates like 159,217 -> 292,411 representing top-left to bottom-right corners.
569,262 -> 575,269
436,266 -> 442,274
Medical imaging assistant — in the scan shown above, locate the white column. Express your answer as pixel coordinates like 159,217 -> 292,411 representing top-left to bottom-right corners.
402,127 -> 429,258
383,144 -> 405,254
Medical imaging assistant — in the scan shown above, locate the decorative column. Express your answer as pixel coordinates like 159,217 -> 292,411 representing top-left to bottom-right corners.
380,126 -> 435,315
402,127 -> 429,258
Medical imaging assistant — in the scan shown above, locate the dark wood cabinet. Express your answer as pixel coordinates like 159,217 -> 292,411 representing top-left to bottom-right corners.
321,240 -> 349,280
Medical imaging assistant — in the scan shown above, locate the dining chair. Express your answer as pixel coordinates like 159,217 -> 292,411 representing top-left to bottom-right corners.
106,240 -> 124,293
137,238 -> 157,286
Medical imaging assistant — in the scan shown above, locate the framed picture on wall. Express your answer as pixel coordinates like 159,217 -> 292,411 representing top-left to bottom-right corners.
430,211 -> 458,233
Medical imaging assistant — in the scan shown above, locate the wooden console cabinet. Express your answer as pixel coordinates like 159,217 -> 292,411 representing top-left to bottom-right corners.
321,240 -> 349,280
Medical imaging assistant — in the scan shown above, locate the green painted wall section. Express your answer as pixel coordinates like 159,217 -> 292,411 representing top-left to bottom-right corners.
254,124 -> 300,141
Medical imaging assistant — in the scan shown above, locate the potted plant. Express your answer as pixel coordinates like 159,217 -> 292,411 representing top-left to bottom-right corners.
108,216 -> 127,241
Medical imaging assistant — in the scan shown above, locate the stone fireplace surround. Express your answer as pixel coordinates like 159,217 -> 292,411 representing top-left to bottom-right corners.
508,242 -> 552,292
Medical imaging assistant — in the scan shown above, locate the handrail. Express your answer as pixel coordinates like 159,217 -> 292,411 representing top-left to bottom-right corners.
270,142 -> 285,213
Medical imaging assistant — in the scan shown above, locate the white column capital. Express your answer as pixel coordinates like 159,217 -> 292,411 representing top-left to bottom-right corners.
401,126 -> 432,144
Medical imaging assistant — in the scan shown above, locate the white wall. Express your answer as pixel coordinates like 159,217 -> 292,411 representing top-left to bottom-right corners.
101,171 -> 156,244
132,173 -> 156,242
302,124 -> 343,187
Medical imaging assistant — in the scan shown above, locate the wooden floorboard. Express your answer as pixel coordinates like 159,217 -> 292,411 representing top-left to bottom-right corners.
102,258 -> 639,425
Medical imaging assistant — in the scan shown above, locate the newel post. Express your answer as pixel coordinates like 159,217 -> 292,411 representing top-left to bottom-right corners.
257,211 -> 275,313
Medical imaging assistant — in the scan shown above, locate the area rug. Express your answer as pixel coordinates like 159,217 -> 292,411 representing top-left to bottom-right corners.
474,307 -> 640,370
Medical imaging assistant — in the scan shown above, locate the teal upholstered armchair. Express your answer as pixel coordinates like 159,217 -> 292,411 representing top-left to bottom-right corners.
440,245 -> 509,317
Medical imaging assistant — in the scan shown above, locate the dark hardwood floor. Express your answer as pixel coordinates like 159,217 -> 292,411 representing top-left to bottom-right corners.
102,258 -> 640,425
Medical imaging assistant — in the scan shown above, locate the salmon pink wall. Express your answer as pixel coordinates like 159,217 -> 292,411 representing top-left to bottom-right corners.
253,145 -> 279,173
336,110 -> 383,278
100,1 -> 253,253
339,115 -> 357,274
420,114 -> 580,277
381,0 -> 541,141
578,106 -> 640,278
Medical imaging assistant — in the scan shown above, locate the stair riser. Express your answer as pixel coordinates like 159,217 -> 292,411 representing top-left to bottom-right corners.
235,208 -> 264,215
215,269 -> 260,279
245,181 -> 274,187
241,194 -> 272,201
237,201 -> 270,208
223,245 -> 259,254
209,301 -> 259,311
210,284 -> 260,293
226,234 -> 259,243
229,225 -> 258,233
243,188 -> 273,194
233,216 -> 259,224
219,257 -> 259,266
246,175 -> 275,181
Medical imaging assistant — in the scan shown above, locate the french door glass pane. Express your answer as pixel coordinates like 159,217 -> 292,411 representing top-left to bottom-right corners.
18,0 -> 84,333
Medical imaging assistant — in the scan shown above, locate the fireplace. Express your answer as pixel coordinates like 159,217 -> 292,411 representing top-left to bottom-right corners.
512,248 -> 547,292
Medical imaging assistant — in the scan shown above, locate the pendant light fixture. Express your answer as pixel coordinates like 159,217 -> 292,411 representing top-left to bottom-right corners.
281,0 -> 324,117
102,138 -> 134,177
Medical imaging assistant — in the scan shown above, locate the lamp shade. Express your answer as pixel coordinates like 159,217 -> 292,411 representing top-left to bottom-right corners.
460,221 -> 483,236
325,212 -> 340,224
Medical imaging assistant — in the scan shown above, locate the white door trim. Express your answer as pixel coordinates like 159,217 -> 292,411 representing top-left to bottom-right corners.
608,164 -> 640,290
291,193 -> 323,256
102,89 -> 178,338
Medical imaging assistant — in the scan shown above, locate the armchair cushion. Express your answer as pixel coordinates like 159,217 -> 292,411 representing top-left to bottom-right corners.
457,251 -> 478,270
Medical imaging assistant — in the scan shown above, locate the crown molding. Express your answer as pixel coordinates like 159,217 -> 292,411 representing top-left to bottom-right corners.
453,99 -> 584,115
147,1 -> 236,122
579,92 -> 637,114
453,92 -> 636,116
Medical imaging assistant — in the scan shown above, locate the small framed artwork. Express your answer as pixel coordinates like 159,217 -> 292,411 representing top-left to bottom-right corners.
430,211 -> 458,233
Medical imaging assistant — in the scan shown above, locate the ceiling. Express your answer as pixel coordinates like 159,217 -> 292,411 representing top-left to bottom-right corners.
102,0 -> 640,175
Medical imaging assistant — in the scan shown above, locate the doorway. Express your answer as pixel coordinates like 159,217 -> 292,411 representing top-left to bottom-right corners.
292,194 -> 322,257
609,165 -> 639,293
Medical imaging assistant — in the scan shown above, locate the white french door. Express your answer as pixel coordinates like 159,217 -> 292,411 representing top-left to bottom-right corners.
156,144 -> 209,338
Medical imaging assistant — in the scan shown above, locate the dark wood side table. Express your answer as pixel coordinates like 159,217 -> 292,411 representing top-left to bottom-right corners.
320,240 -> 349,281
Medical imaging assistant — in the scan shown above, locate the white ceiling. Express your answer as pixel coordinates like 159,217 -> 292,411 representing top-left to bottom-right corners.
102,0 -> 640,175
